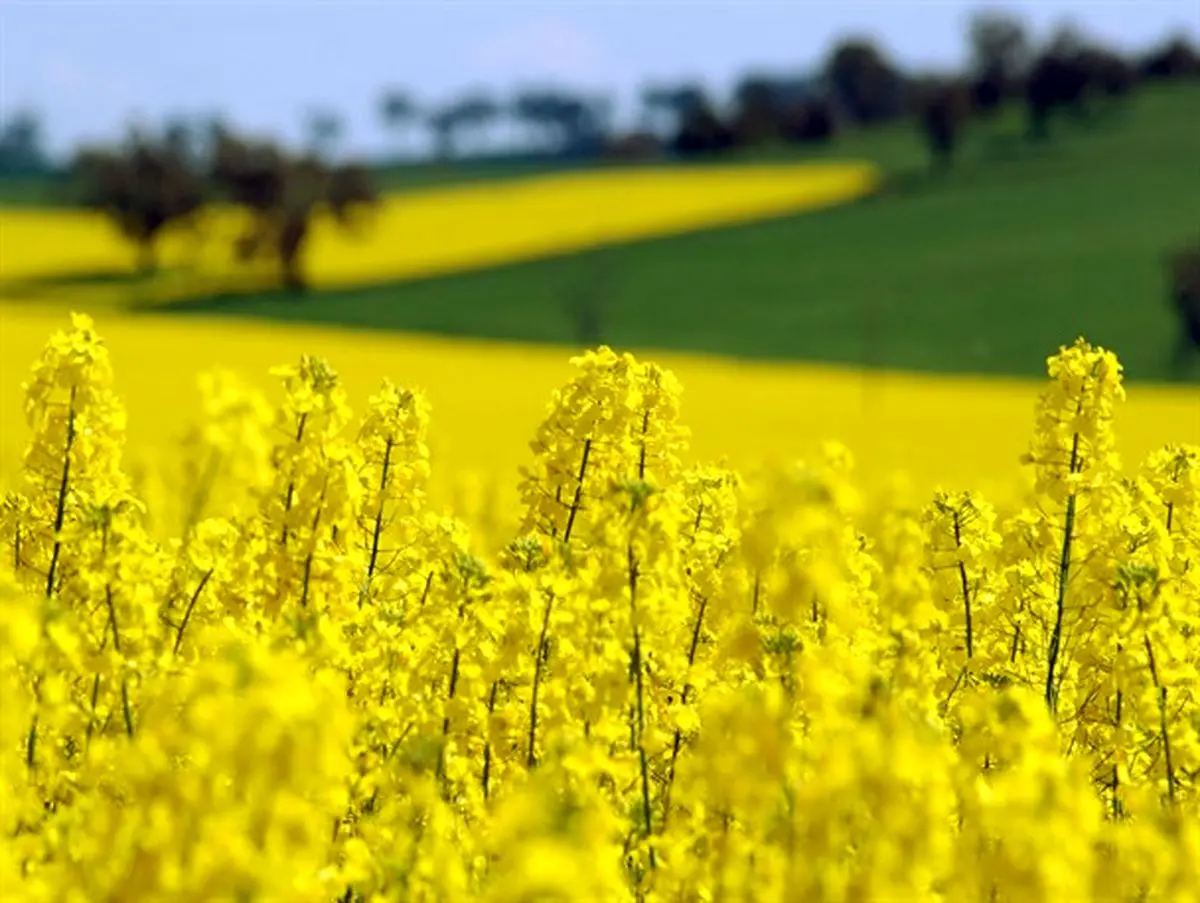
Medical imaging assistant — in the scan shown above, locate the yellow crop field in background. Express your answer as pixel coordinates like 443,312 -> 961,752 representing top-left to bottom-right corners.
3,307 -> 1196,539
0,162 -> 879,306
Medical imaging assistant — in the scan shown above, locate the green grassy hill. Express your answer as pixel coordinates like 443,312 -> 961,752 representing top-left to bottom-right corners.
159,85 -> 1200,383
12,85 -> 1199,383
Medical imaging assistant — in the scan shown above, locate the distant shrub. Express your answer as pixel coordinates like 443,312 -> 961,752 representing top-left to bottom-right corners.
915,79 -> 971,170
724,78 -> 838,150
1167,237 -> 1200,369
781,98 -> 838,145
824,37 -> 908,125
1025,41 -> 1141,139
670,106 -> 735,157
968,69 -> 1007,118
729,76 -> 782,147
1140,35 -> 1200,81
1025,52 -> 1092,139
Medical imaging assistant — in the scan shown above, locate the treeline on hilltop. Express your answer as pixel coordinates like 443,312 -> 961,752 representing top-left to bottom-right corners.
5,11 -> 1200,179
624,18 -> 1197,167
3,11 -> 1198,178
371,16 -> 1200,166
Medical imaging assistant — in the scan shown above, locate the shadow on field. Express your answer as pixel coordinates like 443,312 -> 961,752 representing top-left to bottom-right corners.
0,263 -> 203,292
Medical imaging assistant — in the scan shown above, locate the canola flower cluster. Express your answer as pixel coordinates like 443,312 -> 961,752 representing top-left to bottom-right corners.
1,314 -> 1199,902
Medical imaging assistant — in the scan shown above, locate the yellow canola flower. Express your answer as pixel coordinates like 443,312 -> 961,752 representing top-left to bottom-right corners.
3,309 -> 1196,534
0,313 -> 1198,902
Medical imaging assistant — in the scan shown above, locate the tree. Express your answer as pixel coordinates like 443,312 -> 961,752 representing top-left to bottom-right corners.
447,91 -> 501,155
1139,33 -> 1200,81
1024,27 -> 1135,140
729,73 -> 826,148
824,37 -> 907,125
639,83 -> 707,136
305,108 -> 344,160
511,88 -> 610,157
1079,47 -> 1137,98
160,115 -> 207,173
731,73 -> 783,145
638,83 -> 729,155
967,9 -> 1031,103
69,137 -> 205,273
209,129 -> 379,292
670,90 -> 734,157
781,97 -> 837,145
916,78 -> 971,171
427,104 -> 465,159
1045,21 -> 1089,59
0,109 -> 49,175
639,85 -> 674,134
425,92 -> 502,160
1025,51 -> 1090,139
379,89 -> 420,154
1167,236 -> 1200,376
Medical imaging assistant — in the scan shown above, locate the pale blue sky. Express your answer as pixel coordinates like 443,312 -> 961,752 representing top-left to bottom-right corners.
2,0 -> 1197,158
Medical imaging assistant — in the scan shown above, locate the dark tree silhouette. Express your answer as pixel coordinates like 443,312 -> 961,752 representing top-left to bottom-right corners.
966,9 -> 1031,114
916,79 -> 971,171
379,89 -> 420,154
511,88 -> 610,157
269,161 -> 379,292
731,74 -> 783,145
211,132 -> 288,212
824,37 -> 907,125
639,83 -> 708,139
1167,238 -> 1200,376
667,87 -> 733,157
427,93 -> 502,159
1025,50 -> 1091,139
1139,34 -> 1200,81
639,85 -> 680,134
0,109 -> 49,175
728,73 -> 832,148
161,116 -> 203,171
1080,48 -> 1137,98
781,97 -> 837,145
449,91 -> 502,155
209,131 -> 379,292
70,136 -> 205,273
1025,27 -> 1139,140
426,105 -> 462,159
305,108 -> 345,160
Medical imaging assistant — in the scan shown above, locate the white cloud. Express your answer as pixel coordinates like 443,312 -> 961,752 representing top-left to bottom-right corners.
461,18 -> 616,86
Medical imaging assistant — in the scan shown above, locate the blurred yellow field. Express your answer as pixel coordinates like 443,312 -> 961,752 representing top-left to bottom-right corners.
3,307 -> 1196,532
0,162 -> 880,303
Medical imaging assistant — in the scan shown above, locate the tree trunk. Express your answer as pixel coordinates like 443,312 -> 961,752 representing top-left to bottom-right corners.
279,215 -> 310,295
137,240 -> 156,274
